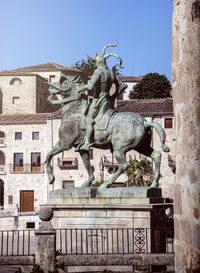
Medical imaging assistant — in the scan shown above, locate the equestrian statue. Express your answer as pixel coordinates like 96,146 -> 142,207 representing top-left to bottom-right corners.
45,42 -> 170,189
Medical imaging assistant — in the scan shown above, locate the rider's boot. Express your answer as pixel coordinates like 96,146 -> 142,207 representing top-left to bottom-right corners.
76,117 -> 95,151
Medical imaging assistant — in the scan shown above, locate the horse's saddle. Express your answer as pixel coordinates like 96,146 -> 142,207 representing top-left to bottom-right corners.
94,109 -> 115,131
80,109 -> 115,131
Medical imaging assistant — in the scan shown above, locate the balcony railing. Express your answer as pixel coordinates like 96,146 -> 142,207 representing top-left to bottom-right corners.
0,165 -> 6,175
0,138 -> 6,147
102,155 -> 133,174
57,157 -> 78,170
9,164 -> 45,174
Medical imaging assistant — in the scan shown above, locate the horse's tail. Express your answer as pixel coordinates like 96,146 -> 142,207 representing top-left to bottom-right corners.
144,121 -> 170,152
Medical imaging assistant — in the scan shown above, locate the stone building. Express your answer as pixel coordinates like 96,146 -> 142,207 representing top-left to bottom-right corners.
172,0 -> 200,272
0,63 -> 175,230
117,76 -> 142,100
0,62 -> 88,115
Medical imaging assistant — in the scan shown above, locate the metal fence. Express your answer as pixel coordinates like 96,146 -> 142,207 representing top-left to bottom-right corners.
0,230 -> 35,256
0,227 -> 174,257
56,228 -> 174,255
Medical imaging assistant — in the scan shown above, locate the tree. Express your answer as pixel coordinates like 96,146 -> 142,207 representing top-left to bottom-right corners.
129,72 -> 171,99
71,58 -> 121,76
72,58 -> 96,76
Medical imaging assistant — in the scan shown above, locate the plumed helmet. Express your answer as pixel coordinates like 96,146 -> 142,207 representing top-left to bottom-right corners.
88,42 -> 123,69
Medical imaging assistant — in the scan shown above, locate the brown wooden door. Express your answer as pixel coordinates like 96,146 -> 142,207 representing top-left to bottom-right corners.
20,190 -> 34,212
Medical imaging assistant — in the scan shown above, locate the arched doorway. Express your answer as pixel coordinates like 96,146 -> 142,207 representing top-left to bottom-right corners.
0,180 -> 4,207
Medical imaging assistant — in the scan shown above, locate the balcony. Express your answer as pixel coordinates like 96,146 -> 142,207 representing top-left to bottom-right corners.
101,155 -> 133,174
0,165 -> 6,175
57,157 -> 78,170
10,164 -> 45,174
0,138 -> 6,147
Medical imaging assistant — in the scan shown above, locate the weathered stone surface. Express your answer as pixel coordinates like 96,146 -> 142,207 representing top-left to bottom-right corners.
58,253 -> 174,266
180,218 -> 192,244
0,256 -> 32,265
172,0 -> 200,271
0,267 -> 21,273
49,187 -> 162,199
174,184 -> 182,215
38,207 -> 53,221
35,221 -> 56,273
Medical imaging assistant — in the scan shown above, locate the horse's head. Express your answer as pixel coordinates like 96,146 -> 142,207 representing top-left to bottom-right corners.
47,74 -> 85,105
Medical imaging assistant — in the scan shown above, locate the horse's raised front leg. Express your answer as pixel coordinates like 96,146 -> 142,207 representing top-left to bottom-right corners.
45,141 -> 66,184
99,149 -> 128,189
79,150 -> 95,187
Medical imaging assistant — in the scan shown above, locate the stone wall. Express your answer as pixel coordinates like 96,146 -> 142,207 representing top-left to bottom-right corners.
0,123 -> 49,212
172,0 -> 200,271
0,76 -> 37,114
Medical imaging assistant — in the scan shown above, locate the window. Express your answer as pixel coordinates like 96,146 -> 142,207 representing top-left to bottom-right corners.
14,153 -> 23,172
10,78 -> 22,85
31,153 -> 41,172
26,222 -> 35,229
32,132 -> 39,140
62,180 -> 74,189
15,132 -> 22,140
49,75 -> 56,82
164,118 -> 173,129
12,97 -> 20,104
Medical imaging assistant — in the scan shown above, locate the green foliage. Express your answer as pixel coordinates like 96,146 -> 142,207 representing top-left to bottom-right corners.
48,257 -> 65,273
72,58 -> 96,76
71,58 -> 121,76
129,72 -> 171,99
125,158 -> 153,187
30,254 -> 44,273
92,179 -> 104,187
29,253 -> 65,273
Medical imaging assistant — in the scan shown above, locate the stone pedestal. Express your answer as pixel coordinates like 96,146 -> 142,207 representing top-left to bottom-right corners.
43,187 -> 164,230
40,187 -> 170,272
35,209 -> 56,273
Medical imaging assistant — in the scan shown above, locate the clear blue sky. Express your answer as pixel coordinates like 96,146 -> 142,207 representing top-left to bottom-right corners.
0,0 -> 173,80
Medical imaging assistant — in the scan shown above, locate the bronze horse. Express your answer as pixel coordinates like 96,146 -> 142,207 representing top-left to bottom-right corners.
45,75 -> 170,189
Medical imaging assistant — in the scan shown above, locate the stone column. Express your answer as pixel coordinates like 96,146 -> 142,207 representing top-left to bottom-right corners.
172,0 -> 200,272
35,207 -> 55,273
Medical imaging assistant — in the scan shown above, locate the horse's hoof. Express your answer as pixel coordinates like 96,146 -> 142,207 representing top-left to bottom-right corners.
99,183 -> 108,189
49,177 -> 55,185
81,181 -> 91,187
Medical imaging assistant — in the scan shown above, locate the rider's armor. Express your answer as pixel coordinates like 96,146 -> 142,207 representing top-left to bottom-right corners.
77,42 -> 127,151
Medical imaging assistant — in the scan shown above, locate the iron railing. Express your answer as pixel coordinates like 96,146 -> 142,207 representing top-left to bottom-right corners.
56,228 -> 174,255
9,164 -> 45,174
0,228 -> 174,257
0,230 -> 35,256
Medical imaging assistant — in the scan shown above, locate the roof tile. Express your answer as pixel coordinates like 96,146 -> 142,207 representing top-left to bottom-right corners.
116,98 -> 173,117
